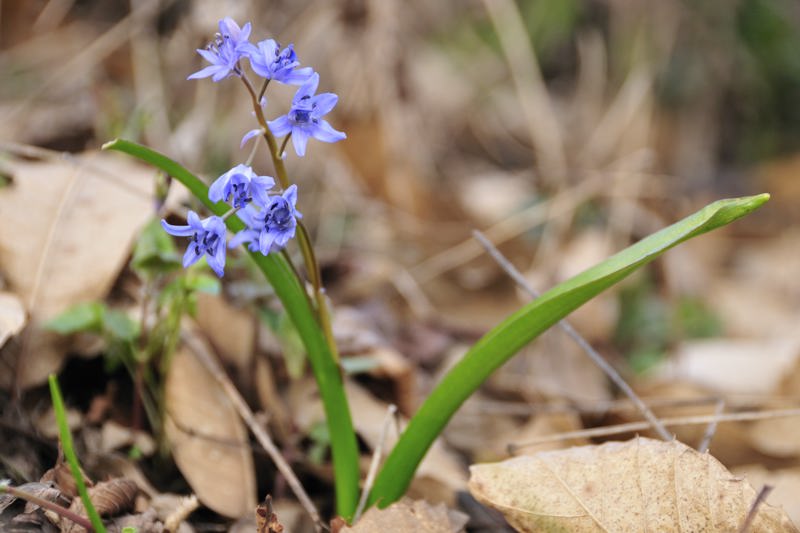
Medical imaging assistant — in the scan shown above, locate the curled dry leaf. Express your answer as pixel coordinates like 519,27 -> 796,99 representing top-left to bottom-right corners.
0,291 -> 26,349
63,479 -> 138,533
342,498 -> 468,533
469,437 -> 798,532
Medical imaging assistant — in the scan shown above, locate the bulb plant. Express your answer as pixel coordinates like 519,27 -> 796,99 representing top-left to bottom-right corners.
104,16 -> 770,523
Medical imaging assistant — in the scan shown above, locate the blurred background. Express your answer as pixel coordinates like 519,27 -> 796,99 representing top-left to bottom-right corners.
2,0 -> 800,529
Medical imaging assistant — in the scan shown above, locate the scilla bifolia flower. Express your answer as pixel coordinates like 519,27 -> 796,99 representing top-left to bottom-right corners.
230,185 -> 302,254
188,17 -> 254,82
161,212 -> 228,277
208,164 -> 275,209
267,73 -> 346,157
248,40 -> 314,85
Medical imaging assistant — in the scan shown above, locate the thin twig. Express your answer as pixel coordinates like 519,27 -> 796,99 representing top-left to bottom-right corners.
472,229 -> 672,442
181,328 -> 325,532
0,484 -> 95,531
738,485 -> 773,533
697,399 -> 725,454
354,404 -> 397,522
508,407 -> 800,452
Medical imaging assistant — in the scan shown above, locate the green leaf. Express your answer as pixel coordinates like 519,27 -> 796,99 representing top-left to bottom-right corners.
103,309 -> 140,342
103,139 -> 360,519
49,374 -> 106,533
368,193 -> 770,507
45,302 -> 105,335
131,218 -> 181,277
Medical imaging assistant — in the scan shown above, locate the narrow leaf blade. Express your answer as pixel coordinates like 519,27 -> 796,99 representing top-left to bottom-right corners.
369,194 -> 769,506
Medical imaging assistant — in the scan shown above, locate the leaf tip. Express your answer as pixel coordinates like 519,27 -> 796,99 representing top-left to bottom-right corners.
100,140 -> 118,151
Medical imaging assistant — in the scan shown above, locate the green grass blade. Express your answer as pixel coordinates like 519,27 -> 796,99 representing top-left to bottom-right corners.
368,193 -> 770,506
102,139 -> 360,519
49,374 -> 106,532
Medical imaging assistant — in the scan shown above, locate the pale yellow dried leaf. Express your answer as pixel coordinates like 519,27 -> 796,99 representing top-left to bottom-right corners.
343,498 -> 468,533
469,437 -> 798,532
0,291 -> 26,348
165,346 -> 256,518
0,151 -> 151,388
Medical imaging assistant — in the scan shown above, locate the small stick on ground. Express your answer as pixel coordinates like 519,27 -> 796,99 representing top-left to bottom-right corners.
354,404 -> 398,522
0,483 -> 94,531
182,329 -> 325,532
697,399 -> 725,454
472,230 -> 672,442
508,407 -> 800,452
738,485 -> 773,533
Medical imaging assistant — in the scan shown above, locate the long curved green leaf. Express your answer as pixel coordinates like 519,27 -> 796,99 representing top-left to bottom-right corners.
103,139 -> 360,518
368,193 -> 770,506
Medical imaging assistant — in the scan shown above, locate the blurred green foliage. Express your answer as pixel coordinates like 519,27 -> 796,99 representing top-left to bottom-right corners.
615,272 -> 723,374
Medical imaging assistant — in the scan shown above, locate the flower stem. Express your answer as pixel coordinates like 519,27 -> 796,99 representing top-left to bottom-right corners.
278,133 -> 292,160
240,74 -> 340,363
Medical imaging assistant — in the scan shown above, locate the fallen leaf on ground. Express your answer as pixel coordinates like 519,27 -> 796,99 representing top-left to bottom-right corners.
342,498 -> 468,533
469,437 -> 798,532
165,344 -> 256,518
659,338 -> 800,395
0,151 -> 152,388
195,292 -> 255,372
0,291 -> 26,349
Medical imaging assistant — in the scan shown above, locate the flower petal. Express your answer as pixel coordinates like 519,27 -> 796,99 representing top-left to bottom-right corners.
240,128 -> 263,148
311,120 -> 346,143
229,229 -> 255,248
208,175 -> 227,202
293,72 -> 319,103
182,243 -> 202,268
258,231 -> 277,255
267,115 -> 293,137
161,219 -> 194,237
312,93 -> 339,116
187,65 -> 220,80
291,128 -> 310,157
283,67 -> 315,85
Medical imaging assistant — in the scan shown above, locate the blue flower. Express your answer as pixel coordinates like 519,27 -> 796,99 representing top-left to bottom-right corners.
230,185 -> 302,254
208,164 -> 275,208
188,17 -> 255,82
267,73 -> 346,157
161,211 -> 228,277
247,39 -> 314,85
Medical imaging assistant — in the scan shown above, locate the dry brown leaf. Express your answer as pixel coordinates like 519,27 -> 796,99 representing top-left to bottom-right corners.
342,498 -> 468,533
195,292 -> 255,371
469,437 -> 799,532
63,479 -> 138,533
0,291 -> 26,348
164,345 -> 256,518
0,151 -> 151,389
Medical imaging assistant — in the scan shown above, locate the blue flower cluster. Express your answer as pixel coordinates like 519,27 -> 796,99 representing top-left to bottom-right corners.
189,17 -> 345,157
162,18 -> 341,277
